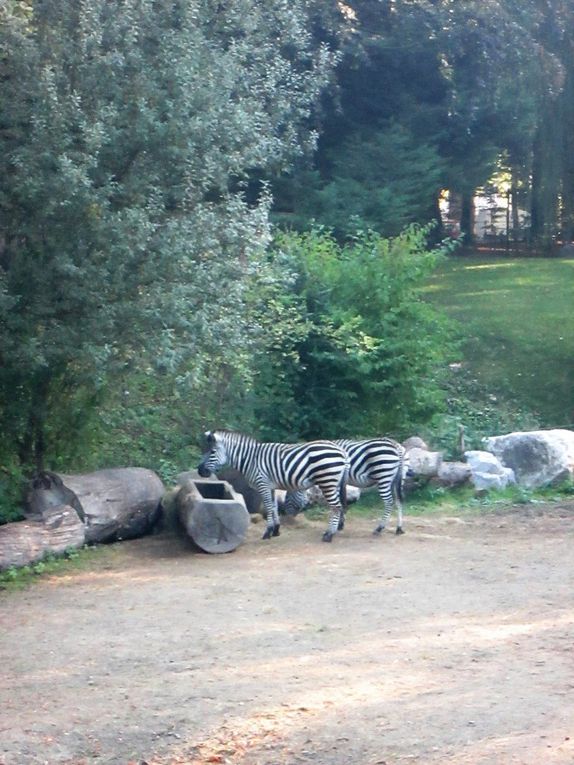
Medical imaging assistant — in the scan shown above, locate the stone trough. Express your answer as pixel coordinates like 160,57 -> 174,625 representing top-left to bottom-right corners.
176,478 -> 249,554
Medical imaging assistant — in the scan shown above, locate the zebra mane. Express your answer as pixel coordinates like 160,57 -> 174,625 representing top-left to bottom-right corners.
213,429 -> 258,444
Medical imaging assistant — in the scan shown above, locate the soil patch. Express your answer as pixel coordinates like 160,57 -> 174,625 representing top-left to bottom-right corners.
1,504 -> 574,765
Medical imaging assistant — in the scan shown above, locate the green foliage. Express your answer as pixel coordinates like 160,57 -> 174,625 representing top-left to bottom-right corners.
0,545 -> 102,591
286,124 -> 444,238
249,225 -> 458,440
93,372 -> 203,483
0,459 -> 26,524
0,0 -> 336,478
425,365 -> 542,461
347,479 -> 574,524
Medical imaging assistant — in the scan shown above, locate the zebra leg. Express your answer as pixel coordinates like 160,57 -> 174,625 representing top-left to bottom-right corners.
373,492 -> 393,536
323,471 -> 348,538
323,505 -> 343,542
337,488 -> 347,530
395,495 -> 405,535
260,487 -> 280,540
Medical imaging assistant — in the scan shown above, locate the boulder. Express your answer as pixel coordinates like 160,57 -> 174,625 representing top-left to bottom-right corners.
435,461 -> 472,487
465,450 -> 515,491
306,484 -> 361,508
402,436 -> 429,451
407,447 -> 443,478
175,469 -> 204,485
485,429 -> 574,488
217,468 -> 263,515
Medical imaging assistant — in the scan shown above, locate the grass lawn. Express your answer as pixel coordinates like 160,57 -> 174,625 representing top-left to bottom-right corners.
425,254 -> 574,429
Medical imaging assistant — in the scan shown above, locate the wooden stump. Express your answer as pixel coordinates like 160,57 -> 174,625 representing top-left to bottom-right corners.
176,478 -> 249,553
26,471 -> 86,522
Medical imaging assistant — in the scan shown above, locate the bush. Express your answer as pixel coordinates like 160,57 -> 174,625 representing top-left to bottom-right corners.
425,365 -> 542,460
248,225 -> 458,440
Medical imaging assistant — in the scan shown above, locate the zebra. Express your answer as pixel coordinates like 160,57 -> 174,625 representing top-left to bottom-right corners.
197,430 -> 349,542
285,437 -> 409,536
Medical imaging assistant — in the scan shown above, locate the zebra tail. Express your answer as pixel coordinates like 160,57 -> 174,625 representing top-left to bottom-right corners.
339,465 -> 350,511
393,450 -> 408,502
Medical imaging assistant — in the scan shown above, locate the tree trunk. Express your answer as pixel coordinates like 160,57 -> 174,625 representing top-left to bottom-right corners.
531,108 -> 561,250
460,191 -> 475,245
560,67 -> 574,242
510,169 -> 520,240
0,468 -> 165,570
17,371 -> 51,471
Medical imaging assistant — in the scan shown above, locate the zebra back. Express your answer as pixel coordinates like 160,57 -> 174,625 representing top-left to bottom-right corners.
208,430 -> 349,492
334,437 -> 405,488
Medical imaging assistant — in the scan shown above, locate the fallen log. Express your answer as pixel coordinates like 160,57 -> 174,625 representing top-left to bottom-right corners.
0,506 -> 85,571
176,478 -> 249,553
0,468 -> 164,571
57,468 -> 165,544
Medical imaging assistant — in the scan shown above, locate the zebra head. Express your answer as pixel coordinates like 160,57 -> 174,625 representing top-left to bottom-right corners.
197,430 -> 228,477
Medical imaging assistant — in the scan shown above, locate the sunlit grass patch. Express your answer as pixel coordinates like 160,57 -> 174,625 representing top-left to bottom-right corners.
425,255 -> 574,428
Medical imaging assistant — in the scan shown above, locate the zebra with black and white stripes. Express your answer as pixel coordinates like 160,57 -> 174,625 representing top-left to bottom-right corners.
285,437 -> 409,536
197,430 -> 350,542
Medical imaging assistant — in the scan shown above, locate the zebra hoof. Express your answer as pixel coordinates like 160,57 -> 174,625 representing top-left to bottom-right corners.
338,519 -> 345,531
262,528 -> 273,540
372,526 -> 383,536
322,531 -> 333,543
395,527 -> 405,536
272,525 -> 281,537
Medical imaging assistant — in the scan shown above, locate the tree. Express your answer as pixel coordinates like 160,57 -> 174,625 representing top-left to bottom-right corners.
283,123 -> 444,238
274,0 -> 561,245
0,0 -> 336,474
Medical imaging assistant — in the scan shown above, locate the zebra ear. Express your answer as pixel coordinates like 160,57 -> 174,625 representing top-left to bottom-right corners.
204,431 -> 215,447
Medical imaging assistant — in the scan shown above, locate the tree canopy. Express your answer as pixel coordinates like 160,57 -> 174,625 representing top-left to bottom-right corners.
0,0 -> 335,471
274,0 -> 573,246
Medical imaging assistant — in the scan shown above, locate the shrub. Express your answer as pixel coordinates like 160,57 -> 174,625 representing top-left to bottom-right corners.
248,225 -> 458,440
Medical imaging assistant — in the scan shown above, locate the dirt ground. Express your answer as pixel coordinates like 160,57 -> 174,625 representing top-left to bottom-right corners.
1,502 -> 574,765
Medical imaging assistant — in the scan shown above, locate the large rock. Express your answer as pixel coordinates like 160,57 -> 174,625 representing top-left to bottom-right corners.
435,461 -> 472,487
217,468 -> 263,515
407,446 -> 443,478
485,429 -> 574,488
465,450 -> 516,491
306,484 -> 361,508
402,436 -> 429,451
